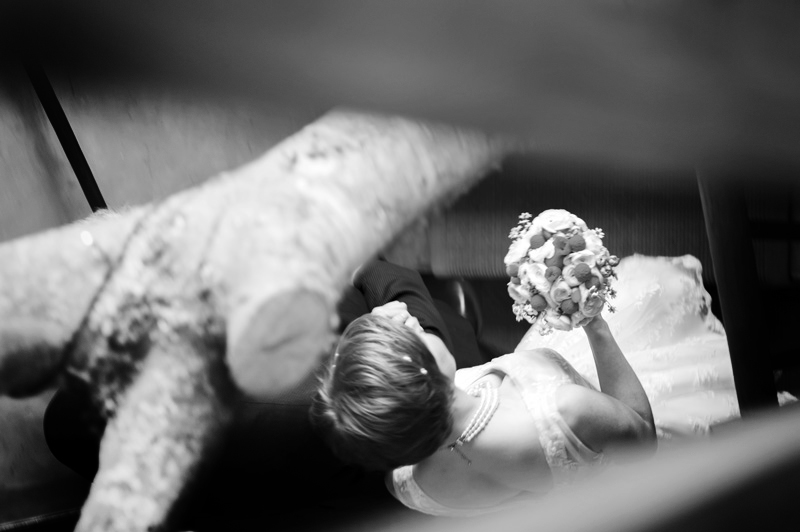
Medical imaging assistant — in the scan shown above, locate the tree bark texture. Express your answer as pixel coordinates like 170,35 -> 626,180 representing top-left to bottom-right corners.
0,109 -> 513,531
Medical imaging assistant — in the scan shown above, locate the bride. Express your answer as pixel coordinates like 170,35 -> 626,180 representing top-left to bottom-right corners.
311,254 -> 744,517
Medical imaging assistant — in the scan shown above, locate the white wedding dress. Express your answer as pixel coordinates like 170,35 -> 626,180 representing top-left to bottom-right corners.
515,253 -> 741,442
390,255 -> 756,517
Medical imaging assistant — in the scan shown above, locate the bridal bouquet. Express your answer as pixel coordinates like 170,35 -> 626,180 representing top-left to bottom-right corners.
505,209 -> 618,334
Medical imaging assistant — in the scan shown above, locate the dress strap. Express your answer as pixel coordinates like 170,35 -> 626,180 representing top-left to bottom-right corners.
390,465 -> 511,517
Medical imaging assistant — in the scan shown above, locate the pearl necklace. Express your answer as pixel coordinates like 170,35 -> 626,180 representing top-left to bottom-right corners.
445,381 -> 500,466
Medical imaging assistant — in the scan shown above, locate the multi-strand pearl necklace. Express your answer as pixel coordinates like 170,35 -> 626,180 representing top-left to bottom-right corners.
445,381 -> 500,466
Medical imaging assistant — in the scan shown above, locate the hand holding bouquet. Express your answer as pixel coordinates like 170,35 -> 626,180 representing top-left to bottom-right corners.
505,209 -> 618,334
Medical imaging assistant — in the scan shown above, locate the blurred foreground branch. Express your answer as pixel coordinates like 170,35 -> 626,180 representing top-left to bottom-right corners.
0,109 -> 513,531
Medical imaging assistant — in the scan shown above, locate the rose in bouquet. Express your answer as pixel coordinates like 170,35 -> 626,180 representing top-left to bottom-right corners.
505,209 -> 618,334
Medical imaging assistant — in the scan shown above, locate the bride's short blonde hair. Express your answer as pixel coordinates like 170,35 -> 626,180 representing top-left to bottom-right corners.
310,314 -> 454,471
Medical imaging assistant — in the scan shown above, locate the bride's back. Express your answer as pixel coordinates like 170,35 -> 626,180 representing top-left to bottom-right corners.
411,355 -> 572,509
389,349 -> 607,516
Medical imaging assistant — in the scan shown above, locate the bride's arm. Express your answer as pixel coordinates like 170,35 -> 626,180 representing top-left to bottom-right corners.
556,314 -> 657,457
583,314 -> 655,433
557,383 -> 657,460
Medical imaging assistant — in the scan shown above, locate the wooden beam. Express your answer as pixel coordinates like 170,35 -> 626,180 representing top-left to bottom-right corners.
697,171 -> 778,414
4,1 -> 800,169
365,405 -> 800,532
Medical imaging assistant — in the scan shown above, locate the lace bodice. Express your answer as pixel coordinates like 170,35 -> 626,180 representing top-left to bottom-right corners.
390,350 -> 605,516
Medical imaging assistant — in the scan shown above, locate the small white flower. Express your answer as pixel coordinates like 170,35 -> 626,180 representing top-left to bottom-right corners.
535,209 -> 576,233
565,249 -> 597,268
561,264 -> 581,287
528,240 -> 556,263
507,282 -> 531,303
504,237 -> 531,265
519,262 -> 549,291
583,229 -> 605,253
540,288 -> 558,309
550,280 -> 572,302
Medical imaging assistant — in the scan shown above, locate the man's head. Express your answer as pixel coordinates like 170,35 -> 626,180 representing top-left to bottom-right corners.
310,314 -> 454,471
